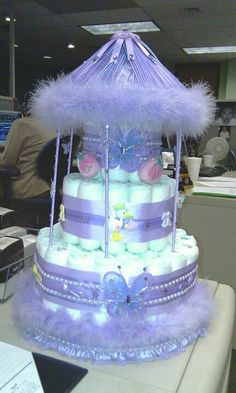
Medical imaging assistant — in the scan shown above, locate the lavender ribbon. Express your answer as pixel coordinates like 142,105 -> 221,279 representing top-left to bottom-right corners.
62,194 -> 175,242
34,250 -> 197,311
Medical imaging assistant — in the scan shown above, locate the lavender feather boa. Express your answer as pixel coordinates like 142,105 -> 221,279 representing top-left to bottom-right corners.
30,77 -> 215,137
13,271 -> 215,364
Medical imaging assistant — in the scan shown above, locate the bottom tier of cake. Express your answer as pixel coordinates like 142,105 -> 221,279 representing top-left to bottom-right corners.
13,224 -> 215,364
14,273 -> 214,363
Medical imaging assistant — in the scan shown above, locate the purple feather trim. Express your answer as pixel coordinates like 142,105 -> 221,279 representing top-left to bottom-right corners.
30,77 -> 215,136
13,271 -> 215,364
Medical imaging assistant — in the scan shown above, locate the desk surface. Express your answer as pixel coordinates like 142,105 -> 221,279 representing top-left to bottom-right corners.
0,281 -> 235,393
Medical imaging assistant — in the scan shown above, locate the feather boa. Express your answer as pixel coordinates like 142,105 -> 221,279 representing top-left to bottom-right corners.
29,75 -> 215,137
13,270 -> 215,364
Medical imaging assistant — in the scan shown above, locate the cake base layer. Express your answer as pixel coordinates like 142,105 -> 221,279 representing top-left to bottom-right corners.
14,270 -> 215,364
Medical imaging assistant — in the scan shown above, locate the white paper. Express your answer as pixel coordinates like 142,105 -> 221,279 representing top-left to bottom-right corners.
193,186 -> 236,196
198,176 -> 236,182
0,341 -> 43,393
194,180 -> 236,188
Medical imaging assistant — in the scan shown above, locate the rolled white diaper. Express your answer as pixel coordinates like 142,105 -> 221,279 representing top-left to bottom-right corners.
175,245 -> 199,265
102,167 -> 128,182
127,242 -> 148,253
128,183 -> 152,253
62,231 -> 80,245
182,235 -> 197,247
45,245 -> 69,266
161,175 -> 176,197
149,181 -> 170,252
78,179 -> 103,200
128,171 -> 141,183
36,237 -> 49,258
79,238 -> 101,251
62,175 -> 82,244
151,255 -> 172,275
109,182 -> 128,204
128,183 -> 152,203
63,173 -> 82,197
186,246 -> 199,264
163,251 -> 187,271
149,237 -> 169,252
175,229 -> 187,240
101,241 -> 126,255
152,182 -> 170,201
119,255 -> 143,281
77,179 -> 102,250
67,250 -> 95,270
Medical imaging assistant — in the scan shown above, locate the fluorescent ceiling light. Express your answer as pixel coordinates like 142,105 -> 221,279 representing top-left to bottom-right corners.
43,55 -> 52,59
68,43 -> 75,49
81,21 -> 160,35
183,46 -> 236,54
5,16 -> 16,22
14,44 -> 19,47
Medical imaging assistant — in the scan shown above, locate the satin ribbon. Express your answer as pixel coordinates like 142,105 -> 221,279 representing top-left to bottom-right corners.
62,194 -> 174,241
35,250 -> 197,311
63,194 -> 174,219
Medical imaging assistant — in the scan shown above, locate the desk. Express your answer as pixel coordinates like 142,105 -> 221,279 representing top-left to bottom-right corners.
0,281 -> 235,393
178,188 -> 236,347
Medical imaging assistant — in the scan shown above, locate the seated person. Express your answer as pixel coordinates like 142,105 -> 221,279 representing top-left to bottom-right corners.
0,115 -> 55,199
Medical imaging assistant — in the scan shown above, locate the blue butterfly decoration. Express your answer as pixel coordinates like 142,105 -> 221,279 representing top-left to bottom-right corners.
103,271 -> 153,317
61,142 -> 71,155
101,128 -> 145,172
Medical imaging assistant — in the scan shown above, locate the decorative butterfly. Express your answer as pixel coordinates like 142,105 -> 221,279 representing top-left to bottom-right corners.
101,128 -> 145,172
103,271 -> 153,316
61,142 -> 71,155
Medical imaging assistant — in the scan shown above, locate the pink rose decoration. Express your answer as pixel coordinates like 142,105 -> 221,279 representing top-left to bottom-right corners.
138,158 -> 163,184
77,153 -> 100,177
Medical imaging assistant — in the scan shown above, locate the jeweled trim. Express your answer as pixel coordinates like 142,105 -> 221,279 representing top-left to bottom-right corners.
34,252 -> 197,309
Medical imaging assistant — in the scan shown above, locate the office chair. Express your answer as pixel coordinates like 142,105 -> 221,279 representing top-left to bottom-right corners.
0,135 -> 80,229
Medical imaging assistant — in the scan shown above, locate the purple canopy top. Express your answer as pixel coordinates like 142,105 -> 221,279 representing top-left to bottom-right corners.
30,30 -> 215,136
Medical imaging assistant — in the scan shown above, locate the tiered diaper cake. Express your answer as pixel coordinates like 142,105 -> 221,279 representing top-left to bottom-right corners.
15,31 -> 215,363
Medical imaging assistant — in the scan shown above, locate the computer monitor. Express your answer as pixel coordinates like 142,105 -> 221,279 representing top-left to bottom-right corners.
0,111 -> 22,144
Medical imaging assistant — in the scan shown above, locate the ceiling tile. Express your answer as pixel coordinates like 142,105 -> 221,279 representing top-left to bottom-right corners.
61,8 -> 150,26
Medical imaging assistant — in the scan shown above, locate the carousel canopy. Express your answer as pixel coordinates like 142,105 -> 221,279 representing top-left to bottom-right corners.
30,30 -> 215,136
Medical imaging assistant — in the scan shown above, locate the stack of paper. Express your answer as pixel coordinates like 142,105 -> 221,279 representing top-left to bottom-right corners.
193,176 -> 236,197
0,341 -> 43,393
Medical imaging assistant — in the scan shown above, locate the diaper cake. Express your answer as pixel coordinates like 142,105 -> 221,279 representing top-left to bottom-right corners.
15,31 -> 215,363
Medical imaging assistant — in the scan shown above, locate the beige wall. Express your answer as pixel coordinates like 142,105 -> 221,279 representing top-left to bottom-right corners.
219,60 -> 236,100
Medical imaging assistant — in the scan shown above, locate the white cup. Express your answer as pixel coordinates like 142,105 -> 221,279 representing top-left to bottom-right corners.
187,157 -> 202,181
203,154 -> 214,167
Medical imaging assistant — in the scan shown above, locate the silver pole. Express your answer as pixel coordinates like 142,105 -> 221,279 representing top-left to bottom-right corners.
49,131 -> 61,246
104,125 -> 110,258
67,127 -> 74,175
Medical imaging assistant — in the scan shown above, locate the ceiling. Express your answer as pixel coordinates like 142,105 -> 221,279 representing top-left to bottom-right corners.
0,0 -> 236,98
